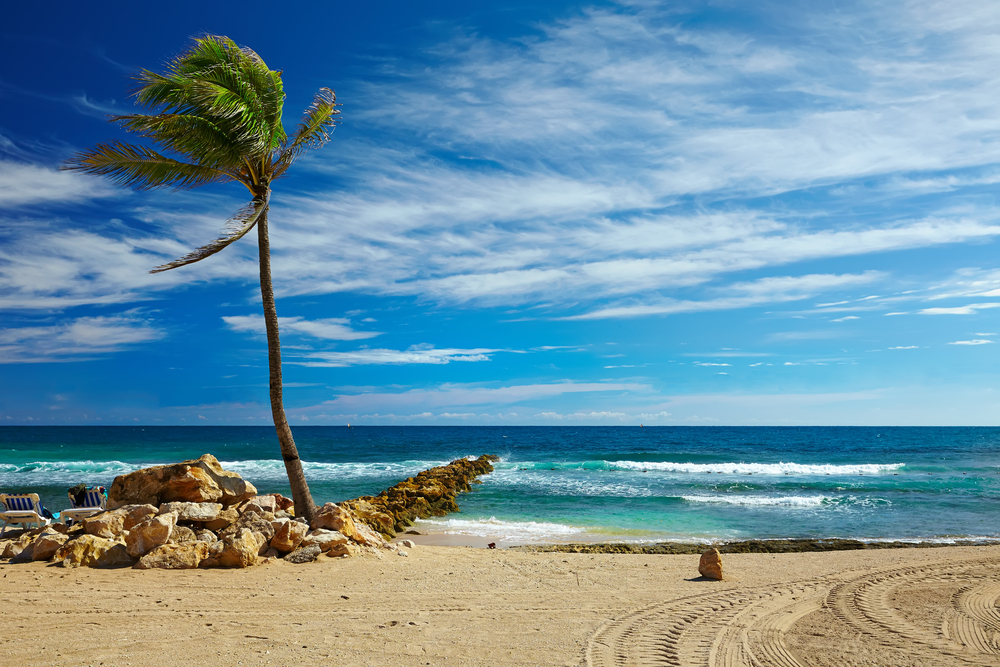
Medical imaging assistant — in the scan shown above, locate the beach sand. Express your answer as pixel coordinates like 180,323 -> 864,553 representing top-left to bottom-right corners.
1,543 -> 997,666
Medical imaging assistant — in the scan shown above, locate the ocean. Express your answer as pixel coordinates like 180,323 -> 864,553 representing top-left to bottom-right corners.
1,426 -> 998,544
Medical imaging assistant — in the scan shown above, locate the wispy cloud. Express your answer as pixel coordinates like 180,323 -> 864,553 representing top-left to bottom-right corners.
222,315 -> 381,341
947,339 -> 994,346
292,345 -> 502,367
0,314 -> 162,363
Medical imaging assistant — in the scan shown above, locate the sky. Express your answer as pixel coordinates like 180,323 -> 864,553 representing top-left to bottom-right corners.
1,0 -> 999,426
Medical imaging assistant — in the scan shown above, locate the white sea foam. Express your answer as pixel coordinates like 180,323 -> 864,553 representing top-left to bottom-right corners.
682,494 -> 831,507
612,461 -> 905,476
0,458 -> 446,486
413,516 -> 587,541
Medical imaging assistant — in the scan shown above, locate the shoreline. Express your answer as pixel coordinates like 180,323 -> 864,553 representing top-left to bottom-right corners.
397,530 -> 1000,552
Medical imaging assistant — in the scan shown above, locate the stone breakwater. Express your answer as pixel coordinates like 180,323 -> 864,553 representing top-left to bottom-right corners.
0,453 -> 498,570
340,454 -> 500,539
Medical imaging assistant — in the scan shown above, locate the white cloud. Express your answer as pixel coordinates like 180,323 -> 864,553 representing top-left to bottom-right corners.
947,339 -> 994,345
293,345 -> 501,367
888,345 -> 919,349
222,315 -> 381,341
920,303 -> 1000,315
0,314 -> 162,363
0,160 -> 120,208
831,316 -> 860,322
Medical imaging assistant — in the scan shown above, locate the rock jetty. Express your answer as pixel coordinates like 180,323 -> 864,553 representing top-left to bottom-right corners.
0,453 -> 500,569
340,455 -> 500,539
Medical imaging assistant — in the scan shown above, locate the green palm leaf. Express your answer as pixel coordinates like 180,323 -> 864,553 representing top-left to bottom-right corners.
149,195 -> 269,273
62,140 -> 233,190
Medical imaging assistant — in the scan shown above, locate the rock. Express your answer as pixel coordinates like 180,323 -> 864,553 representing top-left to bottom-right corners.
31,532 -> 69,561
203,507 -> 239,532
2,541 -> 24,559
325,542 -> 352,557
95,544 -> 137,568
169,526 -> 197,544
107,454 -> 256,509
121,504 -> 159,530
346,499 -> 397,537
158,501 -> 222,522
253,531 -> 269,556
398,539 -> 416,549
217,529 -> 259,568
219,511 -> 275,542
698,548 -> 723,580
241,495 -> 277,514
284,544 -> 321,564
274,510 -> 293,519
134,542 -> 209,569
126,512 -> 177,557
263,547 -> 281,559
53,534 -> 134,568
83,510 -> 127,538
353,521 -> 388,548
195,528 -> 217,543
270,519 -> 308,553
198,557 -> 221,569
302,529 -> 349,552
311,503 -> 357,539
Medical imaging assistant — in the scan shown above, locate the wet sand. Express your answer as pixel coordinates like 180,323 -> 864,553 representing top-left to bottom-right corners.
1,543 -> 997,666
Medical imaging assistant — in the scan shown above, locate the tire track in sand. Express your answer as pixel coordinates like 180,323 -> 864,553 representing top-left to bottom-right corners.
826,560 -> 1000,665
586,557 -> 1000,667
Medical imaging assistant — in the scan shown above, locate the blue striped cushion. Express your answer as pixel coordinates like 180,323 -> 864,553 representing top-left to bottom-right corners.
82,490 -> 103,508
5,496 -> 34,512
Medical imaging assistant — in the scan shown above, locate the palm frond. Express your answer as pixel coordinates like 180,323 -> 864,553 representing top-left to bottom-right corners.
61,140 -> 234,190
112,113 -> 249,169
274,88 -> 340,177
150,194 -> 268,273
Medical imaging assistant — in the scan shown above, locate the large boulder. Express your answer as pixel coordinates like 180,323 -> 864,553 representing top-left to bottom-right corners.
311,503 -> 357,539
203,507 -> 239,532
217,529 -> 259,568
353,521 -> 389,548
301,529 -> 349,552
135,542 -> 209,569
82,510 -> 127,539
31,531 -> 69,561
270,520 -> 308,554
219,511 -> 275,543
698,548 -> 723,580
126,512 -> 177,557
108,454 -> 256,509
122,504 -> 159,530
54,534 -> 135,568
169,526 -> 197,544
284,544 -> 321,564
158,502 -> 222,522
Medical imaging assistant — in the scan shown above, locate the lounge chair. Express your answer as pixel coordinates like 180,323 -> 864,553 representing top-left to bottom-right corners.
0,493 -> 51,537
61,487 -> 107,526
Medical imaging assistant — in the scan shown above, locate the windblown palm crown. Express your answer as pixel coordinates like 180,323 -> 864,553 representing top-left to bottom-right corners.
65,35 -> 339,271
64,36 -> 340,521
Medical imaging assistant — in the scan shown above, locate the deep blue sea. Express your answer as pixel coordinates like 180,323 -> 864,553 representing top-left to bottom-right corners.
1,426 -> 998,544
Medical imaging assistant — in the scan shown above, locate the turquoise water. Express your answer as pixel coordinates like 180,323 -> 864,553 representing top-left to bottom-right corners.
1,426 -> 998,543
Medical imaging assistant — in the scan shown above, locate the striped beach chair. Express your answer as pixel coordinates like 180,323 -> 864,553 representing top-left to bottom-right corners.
0,493 -> 51,537
61,487 -> 107,526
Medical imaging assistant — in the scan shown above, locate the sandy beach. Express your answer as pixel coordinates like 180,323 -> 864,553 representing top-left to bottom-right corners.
1,543 -> 997,667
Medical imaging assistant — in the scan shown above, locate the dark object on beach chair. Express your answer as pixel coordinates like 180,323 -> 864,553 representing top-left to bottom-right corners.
62,486 -> 107,525
487,542 -> 496,549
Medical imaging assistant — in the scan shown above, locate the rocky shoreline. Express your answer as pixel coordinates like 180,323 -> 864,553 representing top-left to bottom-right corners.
0,453 -> 499,569
510,537 -> 998,554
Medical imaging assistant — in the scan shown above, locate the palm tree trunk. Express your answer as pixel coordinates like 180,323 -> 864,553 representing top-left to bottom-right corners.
257,203 -> 317,522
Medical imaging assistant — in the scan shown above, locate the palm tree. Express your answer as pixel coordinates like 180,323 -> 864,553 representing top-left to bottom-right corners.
63,35 -> 341,522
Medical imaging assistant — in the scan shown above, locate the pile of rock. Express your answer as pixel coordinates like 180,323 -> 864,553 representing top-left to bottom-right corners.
340,454 -> 500,538
0,454 -> 395,569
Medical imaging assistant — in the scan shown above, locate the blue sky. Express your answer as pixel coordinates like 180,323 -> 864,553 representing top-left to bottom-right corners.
2,0 -> 999,425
